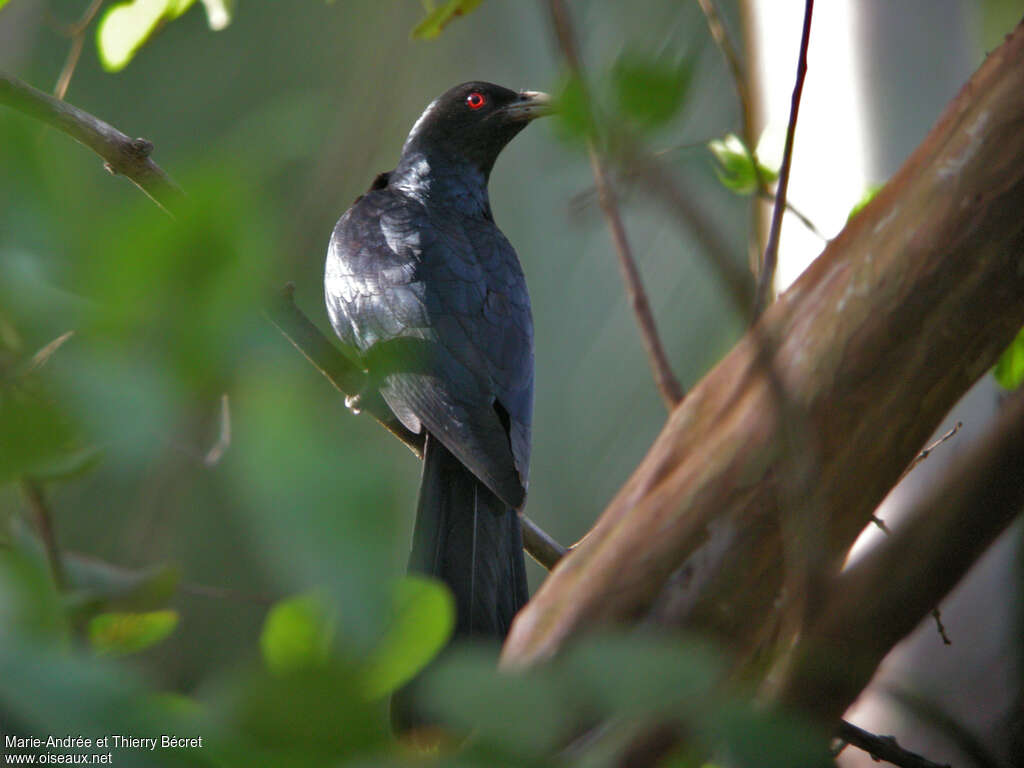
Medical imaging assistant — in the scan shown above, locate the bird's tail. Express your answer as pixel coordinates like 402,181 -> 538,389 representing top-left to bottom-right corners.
408,433 -> 529,639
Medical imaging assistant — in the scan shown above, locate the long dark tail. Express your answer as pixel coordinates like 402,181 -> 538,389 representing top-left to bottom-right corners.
408,433 -> 529,639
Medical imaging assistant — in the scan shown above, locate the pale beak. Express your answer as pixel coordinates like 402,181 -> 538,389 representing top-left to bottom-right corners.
502,90 -> 554,122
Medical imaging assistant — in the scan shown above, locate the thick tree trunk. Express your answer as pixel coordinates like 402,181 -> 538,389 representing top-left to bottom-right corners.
502,18 -> 1024,691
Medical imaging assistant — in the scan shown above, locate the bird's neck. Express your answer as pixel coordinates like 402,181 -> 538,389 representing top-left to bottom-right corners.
390,148 -> 494,219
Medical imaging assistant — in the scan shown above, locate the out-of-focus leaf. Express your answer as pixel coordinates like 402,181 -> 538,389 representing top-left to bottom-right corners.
0,390 -> 76,485
847,183 -> 884,221
260,593 -> 334,673
0,548 -> 67,642
96,0 -> 197,72
612,51 -> 695,128
707,134 -> 779,195
699,700 -> 832,768
411,0 -> 483,39
0,0 -> 12,10
553,75 -> 595,143
362,575 -> 453,698
994,326 -> 1024,390
212,664 -> 387,764
89,610 -> 179,656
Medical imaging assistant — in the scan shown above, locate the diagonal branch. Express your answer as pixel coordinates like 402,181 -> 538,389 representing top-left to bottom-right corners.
0,70 -> 185,215
546,0 -> 684,410
752,0 -> 815,319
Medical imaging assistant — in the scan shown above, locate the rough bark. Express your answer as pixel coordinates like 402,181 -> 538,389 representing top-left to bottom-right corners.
502,20 -> 1024,672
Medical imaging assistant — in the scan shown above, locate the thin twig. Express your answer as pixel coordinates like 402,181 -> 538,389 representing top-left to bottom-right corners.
180,580 -> 276,605
546,0 -> 684,410
835,719 -> 951,768
753,0 -> 815,319
898,421 -> 962,483
0,71 -> 185,214
53,0 -> 105,101
930,606 -> 951,645
203,393 -> 232,467
19,479 -> 66,590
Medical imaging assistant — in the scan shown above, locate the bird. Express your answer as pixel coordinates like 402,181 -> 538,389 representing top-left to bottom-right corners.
324,82 -> 550,643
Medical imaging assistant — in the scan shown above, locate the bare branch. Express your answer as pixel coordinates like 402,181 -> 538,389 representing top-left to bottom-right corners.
53,0 -> 105,101
835,720 -> 952,768
753,0 -> 815,319
0,71 -> 185,215
546,0 -> 684,409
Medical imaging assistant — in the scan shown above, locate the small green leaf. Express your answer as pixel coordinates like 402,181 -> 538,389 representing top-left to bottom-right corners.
707,134 -> 778,195
0,391 -> 76,485
88,610 -> 179,655
260,593 -> 335,673
847,183 -> 884,221
361,575 -> 454,698
612,51 -> 694,128
26,444 -> 102,483
96,0 -> 202,72
995,326 -> 1024,390
0,0 -> 13,10
411,0 -> 483,39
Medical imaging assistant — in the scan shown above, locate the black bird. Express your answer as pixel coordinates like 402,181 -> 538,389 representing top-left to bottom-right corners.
324,82 -> 550,640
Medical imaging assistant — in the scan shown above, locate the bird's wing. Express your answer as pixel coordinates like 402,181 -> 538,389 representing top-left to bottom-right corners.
325,189 -> 533,508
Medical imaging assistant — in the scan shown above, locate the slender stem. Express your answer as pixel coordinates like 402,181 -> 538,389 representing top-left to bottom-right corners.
547,0 -> 684,409
19,479 -> 66,590
53,0 -> 106,101
0,71 -> 185,215
753,0 -> 815,319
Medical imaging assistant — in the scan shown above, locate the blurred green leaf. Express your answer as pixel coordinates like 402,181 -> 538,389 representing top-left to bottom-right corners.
612,51 -> 695,128
0,389 -> 76,485
707,134 -> 778,195
994,326 -> 1024,390
0,0 -> 11,10
411,0 -> 483,39
25,444 -> 103,483
89,610 -> 179,656
97,0 -> 198,72
552,75 -> 595,143
699,700 -> 832,768
260,593 -> 334,673
848,183 -> 884,221
0,547 -> 67,642
362,575 -> 453,698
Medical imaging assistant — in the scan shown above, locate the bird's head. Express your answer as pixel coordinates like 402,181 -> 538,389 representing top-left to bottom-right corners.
399,82 -> 552,180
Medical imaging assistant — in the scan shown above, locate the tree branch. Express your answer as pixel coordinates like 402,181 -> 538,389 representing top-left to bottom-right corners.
0,70 -> 185,215
772,388 -> 1024,724
546,0 -> 684,409
19,479 -> 66,590
835,719 -> 952,768
503,18 -> 1024,669
752,0 -> 814,318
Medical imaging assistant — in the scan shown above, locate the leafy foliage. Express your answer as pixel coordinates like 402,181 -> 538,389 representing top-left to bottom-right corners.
411,0 -> 484,39
89,610 -> 180,655
707,133 -> 779,195
611,50 -> 695,129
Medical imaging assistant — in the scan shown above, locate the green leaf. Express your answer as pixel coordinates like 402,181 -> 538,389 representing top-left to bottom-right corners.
707,133 -> 778,195
260,593 -> 335,673
0,0 -> 12,10
361,575 -> 454,698
96,0 -> 213,72
26,444 -> 102,483
612,51 -> 695,128
0,390 -> 76,485
88,610 -> 179,655
994,326 -> 1024,390
411,0 -> 483,39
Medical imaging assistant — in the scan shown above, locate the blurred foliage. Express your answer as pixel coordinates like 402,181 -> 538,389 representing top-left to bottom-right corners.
995,326 -> 1024,390
846,183 -> 884,221
3,0 -> 1000,764
706,133 -> 779,195
411,0 -> 484,40
97,0 -> 232,72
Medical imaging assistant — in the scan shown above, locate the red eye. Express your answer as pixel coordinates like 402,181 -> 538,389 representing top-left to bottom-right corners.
466,92 -> 486,110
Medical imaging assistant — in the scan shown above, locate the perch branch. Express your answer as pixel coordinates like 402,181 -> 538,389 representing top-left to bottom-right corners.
835,719 -> 951,768
19,480 -> 66,590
